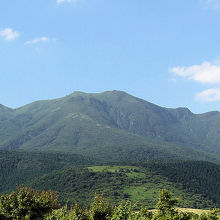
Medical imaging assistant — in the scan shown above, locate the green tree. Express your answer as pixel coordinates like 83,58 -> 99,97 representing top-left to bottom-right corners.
157,189 -> 179,215
0,186 -> 59,220
46,203 -> 89,220
111,201 -> 136,220
199,209 -> 220,220
90,194 -> 113,220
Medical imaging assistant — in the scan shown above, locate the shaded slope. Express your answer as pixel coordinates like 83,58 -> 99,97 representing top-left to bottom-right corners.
141,160 -> 220,206
0,150 -> 92,193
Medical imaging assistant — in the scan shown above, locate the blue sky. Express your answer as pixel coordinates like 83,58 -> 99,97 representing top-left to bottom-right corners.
1,0 -> 220,113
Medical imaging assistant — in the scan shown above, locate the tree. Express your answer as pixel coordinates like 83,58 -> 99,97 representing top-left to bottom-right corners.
0,186 -> 59,219
155,189 -> 179,219
90,193 -> 113,220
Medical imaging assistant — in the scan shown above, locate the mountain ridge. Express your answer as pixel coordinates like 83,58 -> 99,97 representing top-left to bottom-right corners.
1,90 -> 219,115
0,90 -> 220,162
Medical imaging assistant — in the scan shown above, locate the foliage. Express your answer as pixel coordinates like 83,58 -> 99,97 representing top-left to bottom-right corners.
0,187 -> 219,220
199,209 -> 220,220
46,203 -> 89,220
110,201 -> 139,220
0,150 -> 92,193
0,186 -> 59,219
90,194 -> 113,220
156,189 -> 179,216
142,160 -> 220,206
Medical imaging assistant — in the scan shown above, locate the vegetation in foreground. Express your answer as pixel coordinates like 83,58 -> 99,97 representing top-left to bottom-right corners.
0,187 -> 219,220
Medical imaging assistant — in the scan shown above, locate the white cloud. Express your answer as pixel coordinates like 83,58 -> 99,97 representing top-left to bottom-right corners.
25,37 -> 55,45
196,88 -> 220,102
204,0 -> 220,9
169,61 -> 220,84
57,0 -> 78,4
0,28 -> 20,41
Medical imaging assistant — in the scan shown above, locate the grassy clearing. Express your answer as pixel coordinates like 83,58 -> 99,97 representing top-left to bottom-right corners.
88,165 -> 145,177
123,182 -> 185,205
150,208 -> 211,216
177,208 -> 209,215
88,165 -> 139,172
123,184 -> 158,203
88,165 -> 147,181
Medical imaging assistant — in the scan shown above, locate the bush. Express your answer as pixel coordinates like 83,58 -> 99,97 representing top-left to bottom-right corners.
199,209 -> 220,220
111,201 -> 136,220
46,203 -> 89,220
0,186 -> 59,219
0,187 -> 219,220
90,194 -> 113,220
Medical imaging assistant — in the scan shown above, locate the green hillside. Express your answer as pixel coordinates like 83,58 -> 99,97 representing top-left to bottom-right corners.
30,163 -> 218,208
0,91 -> 220,162
0,150 -> 219,209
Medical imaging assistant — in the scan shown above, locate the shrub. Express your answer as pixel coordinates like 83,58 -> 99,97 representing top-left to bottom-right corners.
199,209 -> 220,220
90,194 -> 113,220
0,186 -> 59,220
111,201 -> 136,220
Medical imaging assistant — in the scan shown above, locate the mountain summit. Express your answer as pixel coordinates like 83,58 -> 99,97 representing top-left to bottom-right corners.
0,91 -> 220,162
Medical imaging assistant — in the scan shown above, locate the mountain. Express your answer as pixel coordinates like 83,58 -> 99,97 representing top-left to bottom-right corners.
0,90 -> 220,162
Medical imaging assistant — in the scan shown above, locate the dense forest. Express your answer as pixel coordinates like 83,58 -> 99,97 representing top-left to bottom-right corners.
0,150 -> 220,209
0,151 -> 92,193
141,161 -> 220,206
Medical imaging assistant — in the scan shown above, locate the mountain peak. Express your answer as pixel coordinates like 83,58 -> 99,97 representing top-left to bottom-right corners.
1,90 -> 220,162
105,90 -> 129,95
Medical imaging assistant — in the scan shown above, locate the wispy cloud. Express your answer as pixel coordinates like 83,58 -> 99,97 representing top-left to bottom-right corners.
0,28 -> 20,41
203,0 -> 220,9
169,61 -> 220,84
57,0 -> 78,4
196,88 -> 220,102
25,37 -> 55,45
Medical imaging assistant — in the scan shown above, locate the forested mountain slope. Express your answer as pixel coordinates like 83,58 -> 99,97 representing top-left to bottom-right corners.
0,150 -> 92,193
0,91 -> 220,161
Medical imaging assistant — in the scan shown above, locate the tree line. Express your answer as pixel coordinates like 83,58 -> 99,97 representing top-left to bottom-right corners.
0,187 -> 219,220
